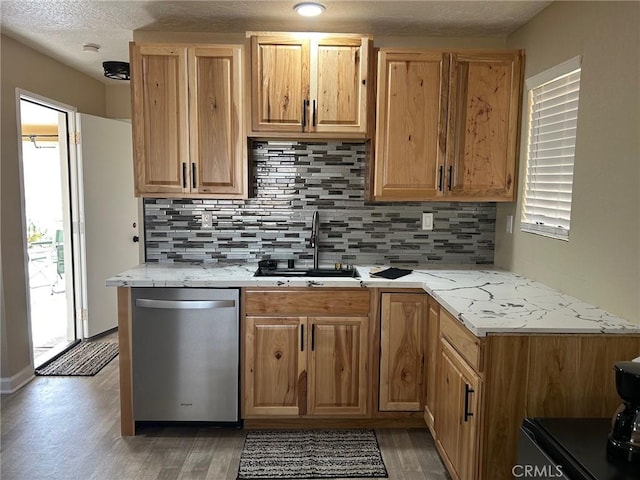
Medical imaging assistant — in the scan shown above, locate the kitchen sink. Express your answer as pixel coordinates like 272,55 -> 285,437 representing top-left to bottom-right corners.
254,267 -> 359,278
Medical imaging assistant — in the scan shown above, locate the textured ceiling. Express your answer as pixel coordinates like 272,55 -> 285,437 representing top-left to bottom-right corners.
0,0 -> 552,84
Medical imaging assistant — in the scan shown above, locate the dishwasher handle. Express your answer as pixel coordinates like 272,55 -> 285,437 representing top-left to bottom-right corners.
135,299 -> 236,310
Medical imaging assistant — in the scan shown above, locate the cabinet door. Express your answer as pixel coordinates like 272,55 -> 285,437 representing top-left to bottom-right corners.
374,50 -> 449,200
310,36 -> 370,134
244,316 -> 307,417
436,338 -> 481,480
446,51 -> 523,201
308,316 -> 369,416
130,44 -> 189,195
251,35 -> 310,132
379,293 -> 427,411
189,46 -> 246,197
425,297 -> 440,428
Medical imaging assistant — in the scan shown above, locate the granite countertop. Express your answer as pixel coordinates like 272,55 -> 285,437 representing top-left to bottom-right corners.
106,263 -> 640,337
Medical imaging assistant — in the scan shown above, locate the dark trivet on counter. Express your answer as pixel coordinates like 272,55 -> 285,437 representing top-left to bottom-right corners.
370,267 -> 413,279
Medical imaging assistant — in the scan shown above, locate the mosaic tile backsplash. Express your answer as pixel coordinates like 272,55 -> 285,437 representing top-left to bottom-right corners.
144,141 -> 496,266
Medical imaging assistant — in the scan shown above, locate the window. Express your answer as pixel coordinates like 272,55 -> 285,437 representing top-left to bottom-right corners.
521,56 -> 581,241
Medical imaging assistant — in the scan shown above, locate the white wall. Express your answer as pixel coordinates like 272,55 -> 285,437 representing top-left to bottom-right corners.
0,34 -> 106,388
495,1 -> 640,323
106,84 -> 132,120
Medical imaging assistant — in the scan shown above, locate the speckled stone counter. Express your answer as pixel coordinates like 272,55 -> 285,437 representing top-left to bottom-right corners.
107,263 -> 640,337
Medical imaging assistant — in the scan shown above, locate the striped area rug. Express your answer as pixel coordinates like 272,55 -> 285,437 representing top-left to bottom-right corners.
35,341 -> 119,376
237,429 -> 388,479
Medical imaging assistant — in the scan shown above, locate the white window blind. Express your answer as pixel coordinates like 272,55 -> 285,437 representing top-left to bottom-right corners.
521,57 -> 581,241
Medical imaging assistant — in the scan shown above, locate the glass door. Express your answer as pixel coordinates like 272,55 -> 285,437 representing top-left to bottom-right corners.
20,98 -> 78,367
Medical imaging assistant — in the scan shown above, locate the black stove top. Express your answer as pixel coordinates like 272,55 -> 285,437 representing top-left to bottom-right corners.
523,418 -> 640,480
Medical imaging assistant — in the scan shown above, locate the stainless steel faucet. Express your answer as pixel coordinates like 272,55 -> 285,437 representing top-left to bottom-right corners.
310,210 -> 319,270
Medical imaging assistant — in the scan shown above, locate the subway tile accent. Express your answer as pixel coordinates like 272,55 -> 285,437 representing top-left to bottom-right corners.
143,141 -> 496,265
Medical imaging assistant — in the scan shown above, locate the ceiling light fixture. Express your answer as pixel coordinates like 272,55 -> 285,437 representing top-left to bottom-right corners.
294,2 -> 326,17
82,43 -> 100,54
103,61 -> 130,81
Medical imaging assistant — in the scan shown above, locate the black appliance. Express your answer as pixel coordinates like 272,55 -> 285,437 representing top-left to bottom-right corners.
519,418 -> 639,480
607,361 -> 640,466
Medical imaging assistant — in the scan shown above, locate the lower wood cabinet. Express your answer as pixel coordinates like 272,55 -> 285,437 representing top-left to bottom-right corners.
242,289 -> 370,418
241,287 -> 640,479
424,296 -> 440,429
379,292 -> 427,412
432,307 -> 484,480
243,316 -> 305,416
429,305 -> 640,480
435,338 -> 482,480
307,316 -> 369,416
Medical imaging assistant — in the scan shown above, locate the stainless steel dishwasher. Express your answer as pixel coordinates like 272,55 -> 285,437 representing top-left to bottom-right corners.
131,288 -> 239,423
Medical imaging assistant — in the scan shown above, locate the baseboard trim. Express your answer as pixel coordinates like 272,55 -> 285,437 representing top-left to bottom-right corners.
243,417 -> 426,429
0,364 -> 35,394
85,326 -> 118,341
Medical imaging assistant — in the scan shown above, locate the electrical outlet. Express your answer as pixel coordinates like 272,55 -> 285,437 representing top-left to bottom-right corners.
422,213 -> 434,231
201,212 -> 213,229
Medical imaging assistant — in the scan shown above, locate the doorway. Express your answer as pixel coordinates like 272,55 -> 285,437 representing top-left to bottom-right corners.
19,97 -> 78,368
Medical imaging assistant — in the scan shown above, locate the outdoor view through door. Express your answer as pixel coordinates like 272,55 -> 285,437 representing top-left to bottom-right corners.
20,99 -> 77,368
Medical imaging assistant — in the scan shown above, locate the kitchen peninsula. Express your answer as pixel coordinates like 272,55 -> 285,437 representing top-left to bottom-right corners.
108,263 -> 640,480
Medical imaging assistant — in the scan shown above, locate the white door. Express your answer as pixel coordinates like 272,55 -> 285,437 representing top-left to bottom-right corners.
77,113 -> 139,337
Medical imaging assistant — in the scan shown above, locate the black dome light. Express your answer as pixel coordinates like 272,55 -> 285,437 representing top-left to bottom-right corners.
103,61 -> 130,80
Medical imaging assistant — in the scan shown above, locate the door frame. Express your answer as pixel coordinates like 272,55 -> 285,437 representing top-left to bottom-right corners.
16,89 -> 87,363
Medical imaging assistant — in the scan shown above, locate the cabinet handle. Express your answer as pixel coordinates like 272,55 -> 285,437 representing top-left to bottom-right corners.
135,299 -> 235,310
311,323 -> 315,351
438,165 -> 444,191
302,100 -> 308,131
448,165 -> 453,191
312,100 -> 317,127
300,324 -> 304,352
182,163 -> 187,189
464,383 -> 474,422
191,163 -> 196,189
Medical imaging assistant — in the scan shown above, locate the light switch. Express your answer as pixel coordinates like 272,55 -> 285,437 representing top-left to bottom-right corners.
201,212 -> 213,229
422,213 -> 434,231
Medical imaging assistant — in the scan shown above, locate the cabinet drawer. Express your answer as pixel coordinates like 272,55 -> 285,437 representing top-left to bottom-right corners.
439,308 -> 483,373
245,289 -> 370,315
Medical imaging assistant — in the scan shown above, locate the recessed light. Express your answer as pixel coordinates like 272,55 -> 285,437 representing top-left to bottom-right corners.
294,2 -> 326,17
82,43 -> 100,54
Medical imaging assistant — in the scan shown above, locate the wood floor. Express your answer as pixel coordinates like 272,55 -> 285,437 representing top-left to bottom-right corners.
1,354 -> 449,480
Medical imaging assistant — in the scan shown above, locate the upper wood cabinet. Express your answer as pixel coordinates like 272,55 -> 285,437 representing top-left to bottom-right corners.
446,52 -> 523,200
130,43 -> 247,198
373,48 -> 524,202
374,51 -> 449,200
248,32 -> 372,138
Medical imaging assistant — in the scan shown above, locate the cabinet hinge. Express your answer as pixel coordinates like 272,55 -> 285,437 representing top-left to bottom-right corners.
69,131 -> 81,144
77,308 -> 88,321
71,221 -> 85,235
